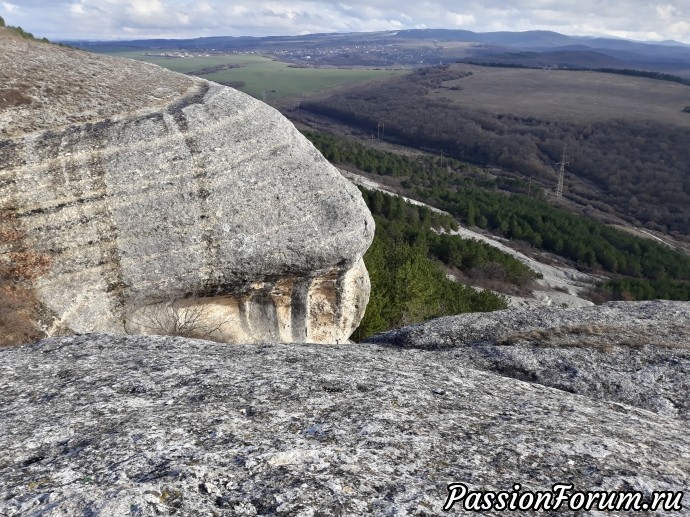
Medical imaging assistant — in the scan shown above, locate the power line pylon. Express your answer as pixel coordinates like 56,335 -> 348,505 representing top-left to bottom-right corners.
556,147 -> 568,198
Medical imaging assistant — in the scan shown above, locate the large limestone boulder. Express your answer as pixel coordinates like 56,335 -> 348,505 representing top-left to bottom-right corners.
0,31 -> 373,344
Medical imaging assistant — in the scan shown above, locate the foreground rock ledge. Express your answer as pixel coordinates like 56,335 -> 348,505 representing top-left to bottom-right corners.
0,31 -> 373,344
1,329 -> 689,516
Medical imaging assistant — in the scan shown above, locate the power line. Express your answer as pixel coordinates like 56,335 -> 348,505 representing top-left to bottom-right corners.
556,146 -> 568,198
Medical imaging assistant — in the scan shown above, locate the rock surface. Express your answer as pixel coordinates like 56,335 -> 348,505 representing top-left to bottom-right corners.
370,300 -> 690,420
1,307 -> 689,516
0,31 -> 373,344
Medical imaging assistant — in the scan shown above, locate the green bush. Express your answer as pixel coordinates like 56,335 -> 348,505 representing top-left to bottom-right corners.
352,227 -> 507,341
352,188 -> 513,341
8,26 -> 35,39
2,19 -> 44,41
359,188 -> 537,286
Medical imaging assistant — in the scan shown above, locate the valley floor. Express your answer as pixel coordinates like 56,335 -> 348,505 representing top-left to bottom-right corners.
341,169 -> 599,309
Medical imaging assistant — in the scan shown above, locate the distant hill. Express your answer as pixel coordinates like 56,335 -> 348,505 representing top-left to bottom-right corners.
464,49 -> 629,69
68,28 -> 690,76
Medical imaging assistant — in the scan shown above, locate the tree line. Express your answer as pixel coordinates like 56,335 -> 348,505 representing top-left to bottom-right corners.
0,16 -> 48,42
352,188 -> 509,340
305,130 -> 690,302
463,60 -> 690,87
360,188 -> 537,286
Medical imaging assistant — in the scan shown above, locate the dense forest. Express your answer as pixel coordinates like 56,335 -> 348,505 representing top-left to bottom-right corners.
352,189 -> 509,340
360,188 -> 537,287
305,130 -> 690,302
305,130 -> 539,197
302,65 -> 690,237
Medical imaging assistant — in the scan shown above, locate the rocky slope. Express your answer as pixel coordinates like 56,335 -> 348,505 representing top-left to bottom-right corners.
0,31 -> 373,344
370,300 -> 690,420
1,301 -> 688,516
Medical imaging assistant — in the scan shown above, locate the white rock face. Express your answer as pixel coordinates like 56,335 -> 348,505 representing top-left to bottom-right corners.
0,32 -> 374,343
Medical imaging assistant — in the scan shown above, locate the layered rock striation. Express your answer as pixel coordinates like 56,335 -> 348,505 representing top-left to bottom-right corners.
0,31 -> 373,344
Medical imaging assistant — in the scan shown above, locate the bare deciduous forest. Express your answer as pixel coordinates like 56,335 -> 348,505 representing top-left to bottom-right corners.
302,65 -> 690,239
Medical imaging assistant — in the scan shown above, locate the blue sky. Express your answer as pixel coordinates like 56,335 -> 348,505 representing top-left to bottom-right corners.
2,0 -> 689,43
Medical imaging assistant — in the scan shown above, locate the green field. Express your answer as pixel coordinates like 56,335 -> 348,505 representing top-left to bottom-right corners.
433,64 -> 690,127
89,49 -> 402,100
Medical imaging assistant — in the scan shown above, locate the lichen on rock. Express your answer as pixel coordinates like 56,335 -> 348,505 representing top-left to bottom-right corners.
1,329 -> 689,515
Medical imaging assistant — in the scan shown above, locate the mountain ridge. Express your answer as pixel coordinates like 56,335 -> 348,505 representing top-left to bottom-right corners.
67,28 -> 690,74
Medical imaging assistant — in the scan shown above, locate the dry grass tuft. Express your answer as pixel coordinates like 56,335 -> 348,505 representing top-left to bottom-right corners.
0,283 -> 43,346
0,88 -> 32,110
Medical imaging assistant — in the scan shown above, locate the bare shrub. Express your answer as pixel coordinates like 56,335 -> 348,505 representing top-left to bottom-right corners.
219,80 -> 246,89
0,206 -> 52,280
0,283 -> 44,346
126,299 -> 231,341
0,205 -> 51,346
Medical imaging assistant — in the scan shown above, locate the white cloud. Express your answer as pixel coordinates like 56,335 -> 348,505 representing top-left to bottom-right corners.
532,9 -> 566,23
2,0 -> 688,44
195,1 -> 212,13
2,2 -> 19,13
69,2 -> 85,14
450,12 -> 477,26
656,4 -> 676,21
669,20 -> 690,35
126,0 -> 165,16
